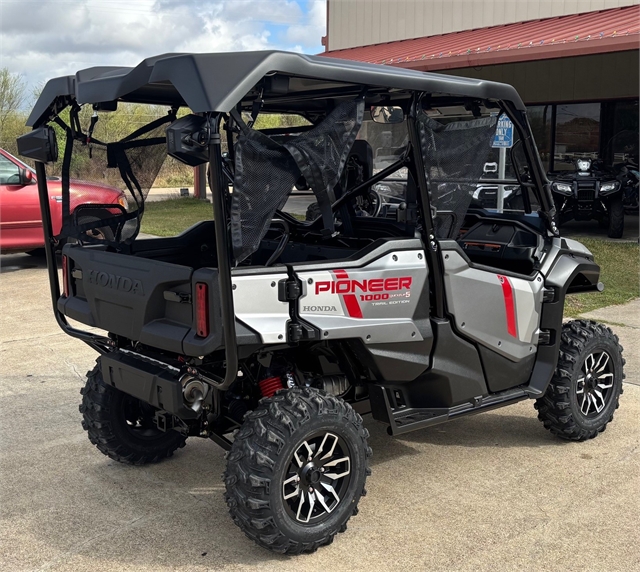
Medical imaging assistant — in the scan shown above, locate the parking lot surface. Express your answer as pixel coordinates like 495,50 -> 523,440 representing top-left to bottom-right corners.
1,253 -> 638,572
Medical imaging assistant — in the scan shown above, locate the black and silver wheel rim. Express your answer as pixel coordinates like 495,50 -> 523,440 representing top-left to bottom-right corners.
121,395 -> 164,439
282,431 -> 352,524
576,350 -> 615,418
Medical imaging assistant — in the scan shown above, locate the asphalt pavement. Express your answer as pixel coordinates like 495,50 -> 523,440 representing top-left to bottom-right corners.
0,253 -> 638,572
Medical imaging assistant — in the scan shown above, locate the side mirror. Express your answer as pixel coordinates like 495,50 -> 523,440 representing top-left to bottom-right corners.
20,168 -> 35,185
17,126 -> 58,164
371,106 -> 404,124
166,114 -> 209,166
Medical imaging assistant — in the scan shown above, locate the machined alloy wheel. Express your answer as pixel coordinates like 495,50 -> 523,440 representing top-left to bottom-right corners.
224,386 -> 371,554
575,350 -> 615,417
282,431 -> 352,524
535,320 -> 624,441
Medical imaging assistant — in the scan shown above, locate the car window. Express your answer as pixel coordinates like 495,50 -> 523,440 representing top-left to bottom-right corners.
0,154 -> 21,185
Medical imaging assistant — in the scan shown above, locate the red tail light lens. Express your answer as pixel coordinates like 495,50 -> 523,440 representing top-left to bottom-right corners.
62,255 -> 69,298
195,282 -> 209,337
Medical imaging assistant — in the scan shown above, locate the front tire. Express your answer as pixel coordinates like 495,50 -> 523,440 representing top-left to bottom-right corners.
80,362 -> 187,464
224,387 -> 372,554
607,197 -> 624,238
535,320 -> 624,441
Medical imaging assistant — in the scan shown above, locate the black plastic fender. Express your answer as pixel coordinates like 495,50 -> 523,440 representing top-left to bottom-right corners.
526,252 -> 601,396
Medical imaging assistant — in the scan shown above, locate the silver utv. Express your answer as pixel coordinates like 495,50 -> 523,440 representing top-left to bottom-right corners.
18,51 -> 624,555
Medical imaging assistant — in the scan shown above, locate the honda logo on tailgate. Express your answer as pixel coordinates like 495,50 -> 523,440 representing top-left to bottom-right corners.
87,270 -> 144,295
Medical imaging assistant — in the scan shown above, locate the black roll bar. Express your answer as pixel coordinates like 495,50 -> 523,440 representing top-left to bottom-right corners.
407,94 -> 445,319
208,116 -> 238,391
34,161 -> 112,354
331,156 -> 409,212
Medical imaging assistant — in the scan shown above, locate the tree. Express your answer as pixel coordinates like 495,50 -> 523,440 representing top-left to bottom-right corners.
0,68 -> 27,148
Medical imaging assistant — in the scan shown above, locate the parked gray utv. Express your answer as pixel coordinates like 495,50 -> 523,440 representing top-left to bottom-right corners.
19,51 -> 624,555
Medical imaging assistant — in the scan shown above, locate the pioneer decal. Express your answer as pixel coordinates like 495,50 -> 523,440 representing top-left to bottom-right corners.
315,276 -> 412,295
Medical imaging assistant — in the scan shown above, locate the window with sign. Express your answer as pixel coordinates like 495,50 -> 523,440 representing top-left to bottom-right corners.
416,104 -> 540,239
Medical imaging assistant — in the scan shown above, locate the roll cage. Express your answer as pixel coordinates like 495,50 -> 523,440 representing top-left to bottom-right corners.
20,50 -> 556,391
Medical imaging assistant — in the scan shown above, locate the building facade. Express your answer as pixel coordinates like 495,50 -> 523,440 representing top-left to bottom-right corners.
322,1 -> 639,172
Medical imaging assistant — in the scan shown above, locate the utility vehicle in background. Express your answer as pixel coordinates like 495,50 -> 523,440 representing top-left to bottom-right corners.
549,158 -> 626,238
19,51 -> 625,555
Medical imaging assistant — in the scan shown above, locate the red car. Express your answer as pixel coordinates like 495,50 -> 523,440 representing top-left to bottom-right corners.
0,148 -> 126,254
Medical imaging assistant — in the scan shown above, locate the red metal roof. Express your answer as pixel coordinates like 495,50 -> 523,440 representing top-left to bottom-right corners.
321,6 -> 640,71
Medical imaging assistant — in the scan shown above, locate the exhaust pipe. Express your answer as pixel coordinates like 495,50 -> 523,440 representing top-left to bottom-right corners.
181,375 -> 208,413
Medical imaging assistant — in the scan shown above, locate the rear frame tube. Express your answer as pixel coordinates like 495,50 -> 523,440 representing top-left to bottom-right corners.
208,115 -> 238,391
34,160 -> 111,354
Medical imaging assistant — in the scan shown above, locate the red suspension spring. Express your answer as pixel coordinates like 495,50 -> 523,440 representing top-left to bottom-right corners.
259,375 -> 284,398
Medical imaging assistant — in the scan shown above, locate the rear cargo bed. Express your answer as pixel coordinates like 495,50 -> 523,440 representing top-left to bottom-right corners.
60,244 -> 224,355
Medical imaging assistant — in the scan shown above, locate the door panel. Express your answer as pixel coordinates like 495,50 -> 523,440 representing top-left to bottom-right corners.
442,246 -> 543,362
294,247 -> 429,345
0,154 -> 42,250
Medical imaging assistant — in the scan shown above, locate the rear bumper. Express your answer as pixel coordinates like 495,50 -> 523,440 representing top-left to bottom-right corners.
100,351 -> 197,419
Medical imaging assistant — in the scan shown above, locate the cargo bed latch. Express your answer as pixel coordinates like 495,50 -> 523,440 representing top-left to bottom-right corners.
163,290 -> 191,304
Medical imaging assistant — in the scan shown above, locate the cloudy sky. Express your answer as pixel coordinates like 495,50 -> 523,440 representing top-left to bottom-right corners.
0,0 -> 326,100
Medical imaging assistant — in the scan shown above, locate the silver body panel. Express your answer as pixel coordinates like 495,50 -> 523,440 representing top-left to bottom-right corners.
231,272 -> 289,344
295,249 -> 428,344
442,248 -> 544,361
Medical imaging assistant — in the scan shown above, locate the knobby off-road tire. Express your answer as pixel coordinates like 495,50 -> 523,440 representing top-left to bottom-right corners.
80,362 -> 186,464
607,197 -> 625,238
535,320 -> 625,441
305,202 -> 322,222
224,386 -> 372,555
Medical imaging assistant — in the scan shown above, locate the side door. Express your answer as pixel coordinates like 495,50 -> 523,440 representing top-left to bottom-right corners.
0,152 -> 43,251
420,109 -> 545,393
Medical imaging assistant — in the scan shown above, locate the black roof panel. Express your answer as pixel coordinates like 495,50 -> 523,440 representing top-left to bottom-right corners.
27,50 -> 525,127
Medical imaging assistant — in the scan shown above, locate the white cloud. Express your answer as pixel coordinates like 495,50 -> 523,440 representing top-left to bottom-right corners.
284,0 -> 326,46
0,0 -> 326,100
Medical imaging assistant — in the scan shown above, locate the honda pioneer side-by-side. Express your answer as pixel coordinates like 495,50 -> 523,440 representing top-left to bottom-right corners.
19,51 -> 625,555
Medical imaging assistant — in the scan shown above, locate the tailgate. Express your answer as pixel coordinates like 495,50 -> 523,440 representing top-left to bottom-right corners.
58,245 -> 222,355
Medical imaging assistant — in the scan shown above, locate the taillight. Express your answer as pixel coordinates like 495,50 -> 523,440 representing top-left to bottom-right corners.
62,255 -> 69,298
195,282 -> 209,337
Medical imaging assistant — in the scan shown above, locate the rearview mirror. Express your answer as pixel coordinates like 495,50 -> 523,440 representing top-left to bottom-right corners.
371,106 -> 404,124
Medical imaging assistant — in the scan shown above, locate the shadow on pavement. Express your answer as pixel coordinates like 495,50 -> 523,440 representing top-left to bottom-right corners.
0,252 -> 48,272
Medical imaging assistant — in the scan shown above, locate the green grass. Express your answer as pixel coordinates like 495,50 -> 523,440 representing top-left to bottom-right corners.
564,237 -> 639,317
140,198 -> 213,237
140,200 -> 638,315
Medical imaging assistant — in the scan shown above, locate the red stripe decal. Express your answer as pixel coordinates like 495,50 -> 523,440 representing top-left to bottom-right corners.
335,269 -> 363,319
497,274 -> 517,338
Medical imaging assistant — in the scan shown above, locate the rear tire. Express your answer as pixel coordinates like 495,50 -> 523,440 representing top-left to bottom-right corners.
224,386 -> 372,554
535,320 -> 624,441
607,197 -> 624,238
305,202 -> 321,221
80,362 -> 187,464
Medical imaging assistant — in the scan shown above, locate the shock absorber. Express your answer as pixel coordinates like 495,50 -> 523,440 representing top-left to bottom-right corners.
258,375 -> 285,398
